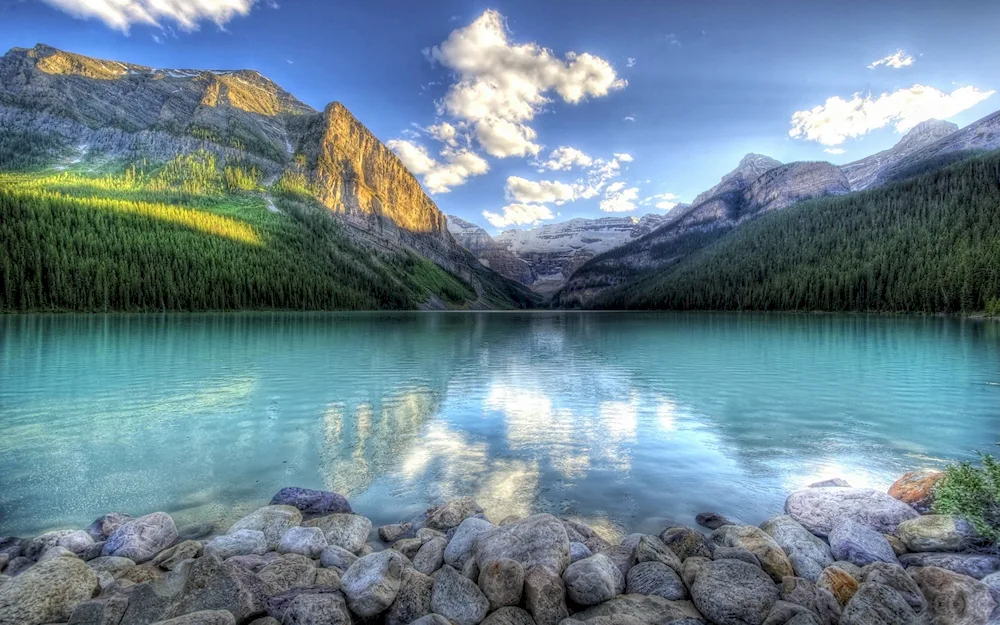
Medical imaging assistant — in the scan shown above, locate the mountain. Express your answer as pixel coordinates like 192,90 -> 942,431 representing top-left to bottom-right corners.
446,215 -> 536,285
0,44 -> 537,311
841,119 -> 959,190
691,153 -> 782,205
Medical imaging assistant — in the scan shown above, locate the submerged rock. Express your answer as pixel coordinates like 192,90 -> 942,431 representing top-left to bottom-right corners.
784,488 -> 918,537
270,487 -> 352,515
696,512 -> 743,530
102,512 -> 178,564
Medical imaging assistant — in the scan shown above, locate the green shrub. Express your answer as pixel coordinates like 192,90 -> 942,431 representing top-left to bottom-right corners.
933,452 -> 1000,544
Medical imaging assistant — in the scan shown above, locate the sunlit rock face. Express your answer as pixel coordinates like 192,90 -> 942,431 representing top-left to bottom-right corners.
447,216 -> 536,286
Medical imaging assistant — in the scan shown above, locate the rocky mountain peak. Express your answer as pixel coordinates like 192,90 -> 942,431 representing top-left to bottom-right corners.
691,153 -> 782,206
893,119 -> 959,154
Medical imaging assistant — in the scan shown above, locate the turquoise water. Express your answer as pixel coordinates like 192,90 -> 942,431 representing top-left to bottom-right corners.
1,312 -> 998,539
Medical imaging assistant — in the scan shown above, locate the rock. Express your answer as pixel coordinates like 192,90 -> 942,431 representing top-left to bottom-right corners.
303,514 -> 371,555
249,618 -> 281,625
859,562 -> 926,611
119,561 -> 168,585
425,498 -> 484,532
696,512 -> 743,530
633,536 -> 682,575
569,594 -> 703,624
560,519 -> 611,554
151,610 -> 237,625
314,567 -> 341,589
898,552 -> 1000,580
0,553 -> 7,573
228,552 -> 283,573
204,530 -> 268,559
379,523 -> 413,543
258,555 -> 318,593
57,531 -> 96,557
264,587 -> 339,621
26,530 -> 80,559
659,527 -> 713,561
67,593 -> 129,625
482,606 -> 536,625
888,469 -> 943,513
597,545 -> 636,579
177,523 -> 216,541
569,543 -> 592,563
319,545 -> 358,571
413,537 -> 447,575
884,534 -> 908,556
817,566 -> 858,607
386,568 -> 434,625
711,524 -> 794,582
762,601 -> 819,625
523,565 -> 569,625
341,549 -> 404,616
562,554 -> 624,606
983,571 -> 1000,605
5,556 -> 34,576
229,506 -> 302,550
478,557 -> 524,610
780,576 -> 840,625
85,513 -> 133,542
681,557 -> 709,590
411,615 -> 454,625
619,534 -> 645,552
418,528 -> 446,543
278,527 -> 328,558
40,545 -> 78,562
830,561 -> 862,578
625,561 -> 687,601
839,582 -> 917,625
910,565 -> 996,624
430,565 -> 489,625
473,514 -> 571,575
281,592 -> 351,625
691,559 -> 779,625
809,479 -> 851,488
784,488 -> 919,537
0,554 -> 99,625
270,487 -> 352,515
897,515 -> 981,552
462,556 -> 481,582
100,512 -> 178,564
712,546 -> 760,567
828,518 -> 898,569
445,518 -> 495,570
393,537 -> 423,559
169,554 -> 277,623
87,556 -> 135,578
760,516 -> 834,582
153,540 -> 203,570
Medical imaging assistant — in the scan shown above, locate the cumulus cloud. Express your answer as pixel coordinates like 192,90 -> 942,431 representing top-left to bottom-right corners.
427,122 -> 459,147
538,146 -> 593,171
474,116 -> 540,157
506,177 -> 577,205
614,152 -> 633,163
483,203 -> 554,228
642,192 -> 682,210
789,84 -> 995,146
387,140 -> 488,194
868,50 -> 914,70
600,184 -> 639,213
40,0 -> 258,32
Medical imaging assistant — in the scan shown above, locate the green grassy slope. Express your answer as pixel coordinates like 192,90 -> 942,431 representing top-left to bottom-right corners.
593,151 -> 1000,314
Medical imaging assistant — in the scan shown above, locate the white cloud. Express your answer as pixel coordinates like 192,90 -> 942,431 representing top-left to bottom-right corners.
427,122 -> 459,147
539,146 -> 593,171
506,176 -> 577,205
600,185 -> 639,213
626,57 -> 636,68
387,140 -> 488,194
474,117 -> 540,157
823,148 -> 846,155
868,50 -> 915,70
623,115 -> 635,122
789,84 -> 995,146
642,192 -> 682,210
614,152 -> 633,163
41,0 -> 258,32
483,203 -> 554,228
667,34 -> 681,47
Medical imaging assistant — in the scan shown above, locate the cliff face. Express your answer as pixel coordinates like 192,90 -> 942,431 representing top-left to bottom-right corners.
447,216 -> 536,285
841,120 -> 959,190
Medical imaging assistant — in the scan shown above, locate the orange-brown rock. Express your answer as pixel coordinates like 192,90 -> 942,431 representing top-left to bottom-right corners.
888,469 -> 943,513
817,565 -> 859,607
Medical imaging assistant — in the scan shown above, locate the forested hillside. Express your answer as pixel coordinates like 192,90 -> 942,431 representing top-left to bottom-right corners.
591,151 -> 1000,314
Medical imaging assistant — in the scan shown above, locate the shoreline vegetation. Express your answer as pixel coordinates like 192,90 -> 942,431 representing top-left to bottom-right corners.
1,463 -> 999,625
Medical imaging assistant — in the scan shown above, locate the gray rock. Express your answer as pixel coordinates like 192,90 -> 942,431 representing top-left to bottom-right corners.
830,561 -> 862,579
431,565 -> 489,625
784,488 -> 919,538
413,537 -> 447,576
303,514 -> 371,555
625,561 -> 687,601
569,543 -> 592,563
86,513 -> 133,542
410,615 -> 453,625
169,554 -> 277,623
101,512 -> 178,564
896,515 -> 981,552
634,536 -> 682,575
983,571 -> 1000,605
759,516 -> 834,582
619,534 -> 645,552
258,555 -> 318,594
562,554 -> 624,606
229,506 -> 303,550
898,552 -> 1000,580
281,592 -> 351,625
681,556 -> 710,590
713,546 -> 761,567
264,587 -> 340,621
40,545 -> 78,562
691,559 -> 779,625
249,618 -> 281,625
828,519 -> 897,567
779,576 -> 840,625
386,568 -> 434,625
711,524 -> 794,582
418,528 -> 446,543
87,556 -> 135,577
569,594 -> 703,624
809,479 -> 851,488
67,593 -> 129,625
462,556 -> 480,581
859,562 -> 925,611
659,527 -> 713,561
696,512 -> 743,530
153,540 -> 203,571
478,557 -> 524,611
445,518 -> 495,570
472,514 -> 571,575
762,601 -> 819,625
205,530 -> 268,559
0,554 -> 99,625
560,519 -> 611,555
151,610 -> 237,625
313,567 -> 341,589
839,582 -> 917,625
340,549 -> 404,617
5,556 -> 33,576
178,523 -> 216,541
319,545 -> 358,571
393,537 -> 423,559
379,523 -> 412,543
523,565 -> 569,625
910,565 -> 997,624
228,552 -> 283,573
270,487 -> 352,515
57,531 -> 96,557
482,606 -> 536,625
425,498 -> 484,532
598,545 -> 636,579
278,527 -> 328,558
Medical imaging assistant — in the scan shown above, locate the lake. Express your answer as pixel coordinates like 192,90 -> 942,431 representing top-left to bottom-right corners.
1,312 -> 998,540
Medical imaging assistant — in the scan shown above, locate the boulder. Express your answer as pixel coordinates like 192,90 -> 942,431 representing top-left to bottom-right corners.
859,562 -> 925,611
828,519 -> 897,567
169,554 -> 278,623
151,611 -> 237,625
87,556 -> 136,578
340,549 -> 404,617
0,554 -> 99,625
523,565 -> 569,625
598,545 -> 637,579
983,571 -> 1000,606
897,515 -> 980,552
816,566 -> 858,607
57,531 -> 96,558
86,513 -> 133,542
393,537 -> 423,559
278,527 -> 328,558
319,545 -> 358,571
411,615 -> 454,625
303,514 -> 371,555
431,565 -> 490,625
779,576 -> 840,625
379,523 -> 413,543
445,518 -> 495,569
569,594 -> 703,624
257,555 -> 318,593
418,528 -> 446,543
809,479 -> 851,488
830,561 -> 862,579
5,556 -> 33,576
204,530 -> 268,559
634,536 -> 682,575
784,488 -> 919,537
711,524 -> 794,582
425,497 -> 484,531
681,557 -> 710,590
40,545 -> 78,562
898,552 -> 1000,580
885,534 -> 908,556
66,593 -> 129,625
659,526 -> 713,561
570,543 -> 592,563
281,592 -> 351,625
625,561 -> 687,601
478,557 -> 524,610
562,554 -> 624,606
714,545 -> 761,567
264,587 -> 339,621
472,514 -> 571,574
691,559 -> 779,625
153,540 -> 203,571
910,565 -> 997,624
270,487 -> 352,515
102,512 -> 178,564
229,506 -> 302,550
560,519 -> 611,554
887,469 -> 943,513
696,512 -> 743,530
762,601 -> 819,625
760,516 -> 834,582
228,552 -> 283,573
386,568 -> 434,625
413,537 -> 447,575
840,583 -> 918,624
462,556 -> 480,581
482,606 -> 536,625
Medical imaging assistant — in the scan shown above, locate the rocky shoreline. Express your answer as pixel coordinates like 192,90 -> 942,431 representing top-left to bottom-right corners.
0,473 -> 998,625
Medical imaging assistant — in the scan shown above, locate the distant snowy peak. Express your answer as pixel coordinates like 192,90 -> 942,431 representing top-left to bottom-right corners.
842,118 -> 959,190
496,215 -> 664,256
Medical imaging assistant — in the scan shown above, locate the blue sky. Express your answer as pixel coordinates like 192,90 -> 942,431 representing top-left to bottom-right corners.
1,0 -> 998,232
